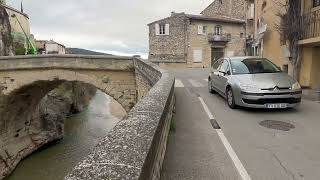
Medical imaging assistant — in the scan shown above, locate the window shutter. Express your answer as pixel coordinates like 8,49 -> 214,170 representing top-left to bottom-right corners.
165,24 -> 170,35
250,3 -> 254,18
193,50 -> 203,62
198,25 -> 203,35
155,23 -> 160,35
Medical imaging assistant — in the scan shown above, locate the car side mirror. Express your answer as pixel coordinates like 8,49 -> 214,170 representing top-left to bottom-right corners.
219,70 -> 227,76
226,70 -> 231,75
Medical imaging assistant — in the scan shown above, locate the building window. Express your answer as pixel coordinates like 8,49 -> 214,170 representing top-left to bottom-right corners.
198,25 -> 207,35
214,25 -> 222,35
155,23 -> 169,35
314,0 -> 320,7
160,24 -> 166,35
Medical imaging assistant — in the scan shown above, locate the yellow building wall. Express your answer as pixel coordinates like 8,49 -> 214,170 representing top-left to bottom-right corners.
6,8 -> 30,35
310,47 -> 320,88
300,47 -> 313,86
255,0 -> 288,70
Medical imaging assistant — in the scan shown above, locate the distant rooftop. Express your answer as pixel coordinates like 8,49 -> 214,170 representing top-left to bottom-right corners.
148,12 -> 245,25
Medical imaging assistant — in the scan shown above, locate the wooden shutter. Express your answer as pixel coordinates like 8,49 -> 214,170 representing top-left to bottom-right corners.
198,25 -> 203,35
155,24 -> 160,35
193,50 -> 203,62
165,24 -> 170,35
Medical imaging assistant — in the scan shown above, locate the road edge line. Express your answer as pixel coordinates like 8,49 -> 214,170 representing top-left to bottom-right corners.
198,97 -> 252,180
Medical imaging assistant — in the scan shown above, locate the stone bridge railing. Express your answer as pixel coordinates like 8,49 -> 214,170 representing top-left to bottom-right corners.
65,57 -> 175,180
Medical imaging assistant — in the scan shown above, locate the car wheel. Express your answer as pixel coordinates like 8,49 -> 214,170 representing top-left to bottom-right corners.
226,87 -> 236,109
208,78 -> 215,94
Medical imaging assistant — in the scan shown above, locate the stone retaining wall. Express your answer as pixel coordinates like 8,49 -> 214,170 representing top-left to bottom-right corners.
65,58 -> 175,180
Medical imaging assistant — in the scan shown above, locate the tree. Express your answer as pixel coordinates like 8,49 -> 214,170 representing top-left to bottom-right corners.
0,0 -> 6,5
275,0 -> 303,81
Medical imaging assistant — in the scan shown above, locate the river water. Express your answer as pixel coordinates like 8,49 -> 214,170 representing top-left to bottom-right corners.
6,91 -> 121,180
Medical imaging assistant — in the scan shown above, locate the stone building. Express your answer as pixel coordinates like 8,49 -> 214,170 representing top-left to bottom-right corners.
35,40 -> 66,54
148,0 -> 247,68
0,3 -> 32,55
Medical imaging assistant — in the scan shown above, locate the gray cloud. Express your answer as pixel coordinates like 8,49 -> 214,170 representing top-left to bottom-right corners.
7,0 -> 213,56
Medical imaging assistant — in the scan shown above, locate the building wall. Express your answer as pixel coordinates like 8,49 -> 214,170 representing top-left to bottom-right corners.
4,6 -> 30,42
300,46 -> 320,89
46,43 -> 66,54
299,0 -> 320,89
310,47 -> 320,88
187,20 -> 245,68
254,0 -> 288,70
300,47 -> 314,86
201,0 -> 247,20
148,13 -> 188,63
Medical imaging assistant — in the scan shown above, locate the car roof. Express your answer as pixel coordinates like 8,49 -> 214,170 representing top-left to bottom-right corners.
226,56 -> 263,61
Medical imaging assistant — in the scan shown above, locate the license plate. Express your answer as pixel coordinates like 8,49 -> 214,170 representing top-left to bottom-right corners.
266,103 -> 288,109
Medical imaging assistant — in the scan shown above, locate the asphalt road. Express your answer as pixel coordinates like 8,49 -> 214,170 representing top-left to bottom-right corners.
161,68 -> 320,180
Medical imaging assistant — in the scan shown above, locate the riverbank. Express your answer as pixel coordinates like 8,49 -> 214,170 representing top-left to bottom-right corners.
0,82 -> 96,179
5,91 -> 125,180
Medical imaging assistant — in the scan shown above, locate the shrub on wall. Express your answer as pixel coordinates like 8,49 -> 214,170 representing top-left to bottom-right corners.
14,44 -> 26,55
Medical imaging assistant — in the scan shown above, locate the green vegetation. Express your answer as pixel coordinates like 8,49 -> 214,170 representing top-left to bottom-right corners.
170,115 -> 176,133
14,44 -> 26,55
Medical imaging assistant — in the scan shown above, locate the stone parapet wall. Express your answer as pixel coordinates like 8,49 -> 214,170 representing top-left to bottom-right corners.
65,58 -> 175,180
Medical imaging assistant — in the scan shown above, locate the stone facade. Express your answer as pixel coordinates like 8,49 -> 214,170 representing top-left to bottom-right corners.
149,13 -> 188,64
0,5 -> 13,56
187,19 -> 246,68
148,2 -> 246,68
0,4 -> 31,55
201,0 -> 247,20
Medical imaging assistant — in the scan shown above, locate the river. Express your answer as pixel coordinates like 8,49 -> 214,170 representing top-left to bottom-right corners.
5,91 -> 122,180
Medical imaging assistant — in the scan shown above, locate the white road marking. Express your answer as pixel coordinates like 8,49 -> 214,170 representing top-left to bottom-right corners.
198,97 -> 252,180
175,79 -> 184,88
188,79 -> 204,87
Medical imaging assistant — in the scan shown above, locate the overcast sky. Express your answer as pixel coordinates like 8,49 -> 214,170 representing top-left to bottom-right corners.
7,0 -> 213,57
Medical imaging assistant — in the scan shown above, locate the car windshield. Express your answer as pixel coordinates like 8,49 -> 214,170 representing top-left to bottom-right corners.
230,58 -> 282,75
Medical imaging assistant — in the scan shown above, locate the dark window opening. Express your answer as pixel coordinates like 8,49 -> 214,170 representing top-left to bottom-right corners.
314,0 -> 320,7
159,24 -> 166,35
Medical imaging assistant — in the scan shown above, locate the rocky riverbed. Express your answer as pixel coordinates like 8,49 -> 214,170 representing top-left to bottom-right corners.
0,82 -> 97,179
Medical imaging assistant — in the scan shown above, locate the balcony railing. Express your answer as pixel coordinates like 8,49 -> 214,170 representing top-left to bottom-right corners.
300,9 -> 320,40
208,33 -> 231,43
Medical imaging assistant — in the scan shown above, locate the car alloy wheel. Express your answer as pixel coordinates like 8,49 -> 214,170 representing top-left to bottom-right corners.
208,79 -> 214,93
226,88 -> 236,109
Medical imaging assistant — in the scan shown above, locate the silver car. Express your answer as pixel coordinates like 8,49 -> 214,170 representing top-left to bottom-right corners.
208,57 -> 302,109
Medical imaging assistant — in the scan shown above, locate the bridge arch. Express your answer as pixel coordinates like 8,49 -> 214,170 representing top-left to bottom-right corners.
0,55 -> 137,175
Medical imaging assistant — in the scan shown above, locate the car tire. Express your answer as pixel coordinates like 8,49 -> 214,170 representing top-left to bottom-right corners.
208,78 -> 215,94
226,87 -> 236,109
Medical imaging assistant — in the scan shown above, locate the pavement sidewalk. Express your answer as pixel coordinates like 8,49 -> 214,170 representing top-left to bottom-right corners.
160,87 -> 241,180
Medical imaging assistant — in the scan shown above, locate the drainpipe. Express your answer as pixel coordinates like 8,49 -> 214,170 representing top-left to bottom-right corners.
317,86 -> 320,102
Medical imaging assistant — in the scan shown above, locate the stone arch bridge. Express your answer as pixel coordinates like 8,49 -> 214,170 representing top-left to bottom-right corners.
0,55 -> 175,180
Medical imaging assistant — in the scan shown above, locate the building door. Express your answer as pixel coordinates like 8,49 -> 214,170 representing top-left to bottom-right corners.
211,48 -> 224,67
